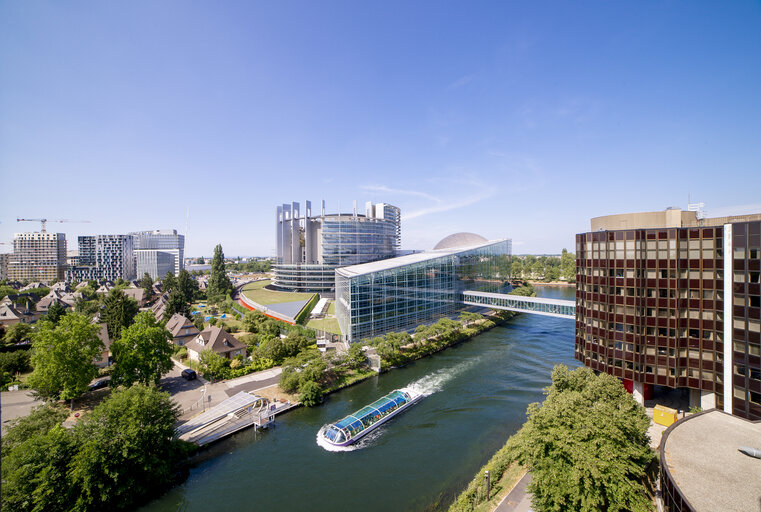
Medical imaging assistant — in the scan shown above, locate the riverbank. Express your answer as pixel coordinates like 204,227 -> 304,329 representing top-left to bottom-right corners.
369,311 -> 518,372
448,435 -> 525,512
525,280 -> 575,287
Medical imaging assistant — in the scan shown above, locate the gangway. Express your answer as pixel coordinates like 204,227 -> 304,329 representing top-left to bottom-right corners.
177,391 -> 275,446
462,290 -> 575,319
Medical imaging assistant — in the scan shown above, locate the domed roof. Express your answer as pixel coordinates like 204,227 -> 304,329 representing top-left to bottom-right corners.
433,232 -> 488,250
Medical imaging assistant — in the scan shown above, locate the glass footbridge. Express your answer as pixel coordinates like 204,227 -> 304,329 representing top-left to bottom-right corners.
461,290 -> 575,319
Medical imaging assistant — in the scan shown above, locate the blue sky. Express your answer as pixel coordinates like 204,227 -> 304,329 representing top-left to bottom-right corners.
1,1 -> 760,257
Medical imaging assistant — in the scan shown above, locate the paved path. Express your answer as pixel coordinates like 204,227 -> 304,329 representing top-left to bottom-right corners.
162,362 -> 283,420
495,472 -> 532,512
1,390 -> 43,432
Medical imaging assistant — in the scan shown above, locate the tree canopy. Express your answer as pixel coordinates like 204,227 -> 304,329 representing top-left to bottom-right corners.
27,313 -> 104,402
140,272 -> 154,302
1,386 -> 187,512
111,311 -> 174,387
509,365 -> 654,512
2,322 -> 33,347
207,244 -> 233,303
102,288 -> 139,341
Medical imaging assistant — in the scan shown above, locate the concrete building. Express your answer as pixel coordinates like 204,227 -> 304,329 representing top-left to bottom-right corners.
274,200 -> 401,293
131,230 -> 185,279
575,208 -> 761,420
7,232 -> 67,283
336,234 -> 511,342
67,234 -> 135,283
0,253 -> 9,280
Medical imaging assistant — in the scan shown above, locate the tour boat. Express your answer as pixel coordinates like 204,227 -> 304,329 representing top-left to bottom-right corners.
318,388 -> 422,447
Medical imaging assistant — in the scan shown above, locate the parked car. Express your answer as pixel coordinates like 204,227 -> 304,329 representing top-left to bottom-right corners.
89,377 -> 110,391
181,369 -> 197,381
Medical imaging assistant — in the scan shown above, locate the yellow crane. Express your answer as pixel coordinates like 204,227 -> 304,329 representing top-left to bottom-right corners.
16,218 -> 91,232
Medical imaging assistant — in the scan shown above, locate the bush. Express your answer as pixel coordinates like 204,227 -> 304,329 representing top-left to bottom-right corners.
174,346 -> 188,359
298,380 -> 323,406
0,350 -> 32,375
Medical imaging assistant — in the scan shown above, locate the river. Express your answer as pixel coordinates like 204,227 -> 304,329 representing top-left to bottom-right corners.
140,286 -> 578,512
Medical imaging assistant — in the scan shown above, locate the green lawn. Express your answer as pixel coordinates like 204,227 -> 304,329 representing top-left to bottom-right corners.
307,316 -> 342,335
327,301 -> 336,315
241,280 -> 314,306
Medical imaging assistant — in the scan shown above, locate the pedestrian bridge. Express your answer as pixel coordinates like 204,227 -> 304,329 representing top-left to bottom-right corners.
461,290 -> 575,319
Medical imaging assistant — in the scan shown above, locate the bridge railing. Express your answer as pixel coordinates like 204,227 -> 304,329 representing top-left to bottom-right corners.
461,290 -> 575,319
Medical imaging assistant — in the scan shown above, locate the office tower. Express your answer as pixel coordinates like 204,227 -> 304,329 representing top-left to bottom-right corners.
575,208 -> 761,420
131,229 -> 185,280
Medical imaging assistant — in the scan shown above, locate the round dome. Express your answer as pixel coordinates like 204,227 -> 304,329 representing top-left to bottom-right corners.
433,232 -> 488,250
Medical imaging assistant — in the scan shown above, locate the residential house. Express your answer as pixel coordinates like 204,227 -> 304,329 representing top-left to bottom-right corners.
186,326 -> 246,361
94,323 -> 111,368
152,292 -> 169,321
122,288 -> 146,307
165,313 -> 200,346
36,290 -> 70,313
0,303 -> 41,327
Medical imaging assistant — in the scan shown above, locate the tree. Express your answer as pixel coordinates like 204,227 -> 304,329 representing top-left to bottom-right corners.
102,288 -> 139,341
298,380 -> 323,406
45,301 -> 68,325
177,268 -> 198,303
1,420 -> 77,512
560,248 -> 576,282
198,350 -> 231,380
2,322 -> 33,347
163,288 -> 192,321
111,311 -> 174,387
69,385 -> 181,510
140,272 -> 154,302
346,343 -> 367,370
207,244 -> 233,304
27,313 -> 103,402
509,365 -> 654,512
163,271 -> 177,295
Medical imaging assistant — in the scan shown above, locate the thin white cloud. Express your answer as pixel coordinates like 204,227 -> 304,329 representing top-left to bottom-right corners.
403,190 -> 494,220
360,184 -> 441,203
447,75 -> 474,90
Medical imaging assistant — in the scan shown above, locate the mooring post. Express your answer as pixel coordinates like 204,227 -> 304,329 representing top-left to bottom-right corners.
484,470 -> 490,500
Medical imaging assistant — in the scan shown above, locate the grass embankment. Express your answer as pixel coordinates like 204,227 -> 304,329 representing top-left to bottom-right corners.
448,440 -> 525,512
307,316 -> 342,335
240,280 -> 313,305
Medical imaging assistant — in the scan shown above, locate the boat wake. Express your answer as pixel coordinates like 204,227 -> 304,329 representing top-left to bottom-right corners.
317,359 -> 478,452
400,358 -> 479,398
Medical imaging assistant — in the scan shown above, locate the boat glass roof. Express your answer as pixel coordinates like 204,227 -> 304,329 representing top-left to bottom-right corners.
333,390 -> 410,432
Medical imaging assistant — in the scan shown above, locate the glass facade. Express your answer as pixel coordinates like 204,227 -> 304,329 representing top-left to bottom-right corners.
336,240 -> 510,342
274,202 -> 400,292
321,216 -> 397,267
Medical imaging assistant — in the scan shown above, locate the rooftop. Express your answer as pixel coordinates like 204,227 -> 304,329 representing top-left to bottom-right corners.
590,207 -> 761,231
661,409 -> 761,512
335,239 -> 508,278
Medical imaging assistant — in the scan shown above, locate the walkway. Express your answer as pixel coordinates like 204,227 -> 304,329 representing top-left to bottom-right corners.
462,291 -> 575,319
494,472 -> 533,512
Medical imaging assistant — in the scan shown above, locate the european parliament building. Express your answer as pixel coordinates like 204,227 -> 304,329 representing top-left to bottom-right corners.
336,233 -> 511,342
274,200 -> 401,292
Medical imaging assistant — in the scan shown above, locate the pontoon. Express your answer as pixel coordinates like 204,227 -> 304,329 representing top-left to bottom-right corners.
318,389 -> 421,447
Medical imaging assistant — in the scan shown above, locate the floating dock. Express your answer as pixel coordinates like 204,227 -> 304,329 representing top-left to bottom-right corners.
177,391 -> 295,446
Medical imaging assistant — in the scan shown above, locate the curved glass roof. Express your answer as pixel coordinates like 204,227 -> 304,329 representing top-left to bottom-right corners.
331,390 -> 411,437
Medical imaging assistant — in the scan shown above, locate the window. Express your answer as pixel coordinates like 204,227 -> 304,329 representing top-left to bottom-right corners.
751,391 -> 761,405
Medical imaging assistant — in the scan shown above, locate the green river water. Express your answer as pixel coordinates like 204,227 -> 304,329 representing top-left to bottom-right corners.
140,286 -> 578,511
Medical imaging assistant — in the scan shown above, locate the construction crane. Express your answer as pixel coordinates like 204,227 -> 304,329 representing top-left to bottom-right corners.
16,218 -> 91,232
